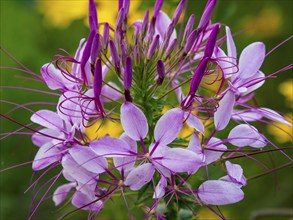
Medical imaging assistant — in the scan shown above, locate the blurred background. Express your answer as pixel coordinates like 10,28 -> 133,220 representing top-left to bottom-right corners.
1,0 -> 292,219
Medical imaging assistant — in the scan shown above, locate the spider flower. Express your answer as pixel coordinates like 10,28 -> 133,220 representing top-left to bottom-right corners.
1,0 -> 292,219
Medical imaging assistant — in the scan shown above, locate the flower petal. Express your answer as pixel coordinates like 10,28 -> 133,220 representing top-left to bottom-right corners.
32,128 -> 60,147
32,142 -> 62,171
124,163 -> 155,190
205,137 -> 227,164
259,108 -> 291,126
154,108 -> 184,145
185,113 -> 204,134
198,180 -> 244,205
61,154 -> 97,184
155,11 -> 176,42
238,42 -> 265,80
161,148 -> 203,173
53,183 -> 76,206
113,133 -> 137,173
90,136 -> 133,157
31,110 -> 63,130
153,176 -> 167,199
214,91 -> 235,130
228,124 -> 261,147
72,190 -> 103,212
69,146 -> 107,174
120,102 -> 148,140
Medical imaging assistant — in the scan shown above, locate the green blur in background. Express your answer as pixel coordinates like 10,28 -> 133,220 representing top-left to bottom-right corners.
0,0 -> 292,219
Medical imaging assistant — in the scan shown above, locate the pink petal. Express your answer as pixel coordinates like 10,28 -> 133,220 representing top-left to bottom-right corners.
259,108 -> 291,126
214,91 -> 235,130
53,183 -> 76,206
154,108 -> 184,145
41,63 -> 76,90
32,128 -> 60,147
225,161 -> 243,183
32,142 -> 62,171
185,113 -> 204,134
120,102 -> 148,141
69,146 -> 107,174
90,136 -> 133,157
72,190 -> 103,212
153,176 -> 167,199
238,42 -> 265,80
124,163 -> 155,190
31,110 -> 63,130
113,133 -> 137,173
205,137 -> 227,164
228,124 -> 261,147
232,110 -> 262,122
101,82 -> 121,102
155,11 -> 176,42
187,133 -> 202,155
226,26 -> 237,60
198,180 -> 244,205
61,154 -> 97,184
161,148 -> 203,173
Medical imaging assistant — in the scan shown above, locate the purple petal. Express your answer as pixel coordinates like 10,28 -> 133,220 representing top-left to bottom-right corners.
185,112 -> 204,134
69,146 -> 107,174
187,133 -> 202,155
120,102 -> 148,140
214,91 -> 235,130
155,11 -> 176,42
228,124 -> 261,147
61,154 -> 97,184
258,108 -> 291,126
198,180 -> 244,205
238,42 -> 265,80
232,110 -> 262,122
161,148 -> 203,173
153,176 -> 167,199
53,183 -> 76,206
32,142 -> 62,171
113,133 -> 137,173
205,137 -> 227,164
41,63 -> 76,90
225,26 -> 237,60
124,163 -> 155,190
32,128 -> 60,147
154,108 -> 184,145
90,136 -> 133,157
101,82 -> 121,102
31,110 -> 63,130
72,190 -> 103,212
225,161 -> 243,183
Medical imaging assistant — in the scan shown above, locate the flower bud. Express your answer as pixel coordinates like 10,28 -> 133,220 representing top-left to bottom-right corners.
198,0 -> 217,31
90,33 -> 100,64
184,29 -> 198,54
204,24 -> 220,58
81,30 -> 95,83
102,23 -> 109,51
156,60 -> 165,85
148,35 -> 160,59
153,0 -> 164,18
124,57 -> 133,91
189,57 -> 209,95
172,0 -> 185,26
165,38 -> 177,58
89,0 -> 98,32
183,14 -> 195,42
94,59 -> 102,98
109,40 -> 120,73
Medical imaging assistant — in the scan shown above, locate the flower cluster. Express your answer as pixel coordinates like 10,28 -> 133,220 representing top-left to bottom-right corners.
2,0 -> 292,219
